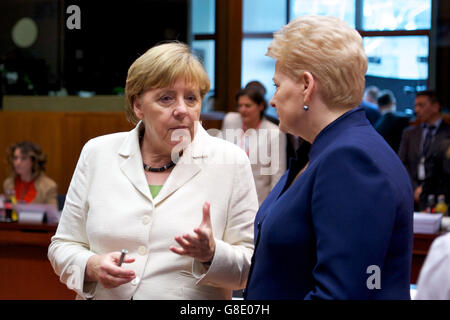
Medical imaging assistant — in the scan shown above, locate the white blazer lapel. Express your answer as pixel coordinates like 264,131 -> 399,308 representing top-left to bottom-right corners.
154,125 -> 209,205
118,122 -> 153,203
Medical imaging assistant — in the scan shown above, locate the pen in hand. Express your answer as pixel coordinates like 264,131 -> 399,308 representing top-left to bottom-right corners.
118,249 -> 128,267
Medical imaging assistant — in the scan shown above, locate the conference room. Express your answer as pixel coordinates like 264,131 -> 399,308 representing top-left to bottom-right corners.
0,0 -> 449,302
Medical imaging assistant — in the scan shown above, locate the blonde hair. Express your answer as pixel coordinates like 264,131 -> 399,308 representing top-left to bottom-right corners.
125,42 -> 210,124
267,15 -> 367,110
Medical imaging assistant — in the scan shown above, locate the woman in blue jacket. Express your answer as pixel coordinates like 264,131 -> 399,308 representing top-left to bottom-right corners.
244,15 -> 414,300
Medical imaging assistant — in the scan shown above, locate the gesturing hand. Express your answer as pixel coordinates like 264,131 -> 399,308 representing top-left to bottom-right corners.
85,251 -> 136,289
170,201 -> 216,263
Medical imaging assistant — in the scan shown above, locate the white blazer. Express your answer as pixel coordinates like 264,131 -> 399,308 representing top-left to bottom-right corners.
48,122 -> 258,300
415,233 -> 450,300
221,112 -> 287,205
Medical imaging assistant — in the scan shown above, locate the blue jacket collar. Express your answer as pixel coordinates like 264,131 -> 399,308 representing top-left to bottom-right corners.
308,107 -> 369,162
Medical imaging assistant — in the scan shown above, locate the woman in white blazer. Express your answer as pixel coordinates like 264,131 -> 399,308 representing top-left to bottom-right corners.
222,86 -> 287,205
48,42 -> 258,300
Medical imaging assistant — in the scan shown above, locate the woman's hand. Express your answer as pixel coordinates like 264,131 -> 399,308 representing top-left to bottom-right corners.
170,202 -> 216,263
85,252 -> 136,289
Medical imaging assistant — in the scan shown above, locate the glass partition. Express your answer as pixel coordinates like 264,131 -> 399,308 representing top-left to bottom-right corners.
243,0 -> 286,33
290,0 -> 356,27
363,0 -> 431,31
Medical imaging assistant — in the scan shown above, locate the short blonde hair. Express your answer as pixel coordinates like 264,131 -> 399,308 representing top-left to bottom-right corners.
125,42 -> 210,124
267,15 -> 367,110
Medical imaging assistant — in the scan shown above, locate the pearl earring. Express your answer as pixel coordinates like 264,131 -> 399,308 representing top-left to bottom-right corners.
303,105 -> 309,111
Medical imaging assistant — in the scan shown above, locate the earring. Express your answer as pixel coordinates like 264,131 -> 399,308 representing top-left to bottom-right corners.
303,105 -> 309,111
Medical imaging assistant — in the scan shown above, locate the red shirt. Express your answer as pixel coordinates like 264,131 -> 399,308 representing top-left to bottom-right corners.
14,176 -> 37,203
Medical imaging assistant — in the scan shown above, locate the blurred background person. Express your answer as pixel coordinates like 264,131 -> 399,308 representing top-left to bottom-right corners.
245,80 -> 267,96
222,86 -> 287,205
359,85 -> 381,126
245,80 -> 304,164
3,141 -> 57,206
374,89 -> 411,152
245,80 -> 309,167
245,15 -> 413,300
363,85 -> 379,104
398,90 -> 450,211
48,42 -> 258,300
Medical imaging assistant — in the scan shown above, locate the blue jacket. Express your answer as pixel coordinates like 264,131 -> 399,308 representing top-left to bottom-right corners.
245,107 -> 414,300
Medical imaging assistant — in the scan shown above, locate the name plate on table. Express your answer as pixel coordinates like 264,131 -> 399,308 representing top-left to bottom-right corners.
19,211 -> 46,224
413,212 -> 443,234
16,203 -> 61,224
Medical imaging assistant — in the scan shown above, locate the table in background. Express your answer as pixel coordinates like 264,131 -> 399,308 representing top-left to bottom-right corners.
0,221 -> 75,299
0,221 -> 444,297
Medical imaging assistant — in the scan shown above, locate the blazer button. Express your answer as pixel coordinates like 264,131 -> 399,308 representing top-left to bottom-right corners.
138,246 -> 147,255
142,215 -> 151,225
131,277 -> 140,286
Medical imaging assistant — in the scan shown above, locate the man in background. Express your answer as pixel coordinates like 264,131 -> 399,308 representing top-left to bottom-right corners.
374,89 -> 411,152
398,90 -> 450,210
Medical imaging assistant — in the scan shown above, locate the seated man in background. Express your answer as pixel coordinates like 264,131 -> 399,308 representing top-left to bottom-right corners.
374,89 -> 411,152
398,90 -> 450,211
3,141 -> 58,206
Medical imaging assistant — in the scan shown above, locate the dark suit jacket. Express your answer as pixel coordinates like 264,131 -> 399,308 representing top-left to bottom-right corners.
420,138 -> 450,210
374,111 -> 411,152
245,107 -> 413,300
398,120 -> 450,192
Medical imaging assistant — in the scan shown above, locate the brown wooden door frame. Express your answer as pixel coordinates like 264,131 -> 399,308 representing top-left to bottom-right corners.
215,0 -> 242,113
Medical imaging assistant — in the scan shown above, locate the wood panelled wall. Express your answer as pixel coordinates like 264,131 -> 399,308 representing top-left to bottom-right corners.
0,111 -> 224,195
0,111 -> 134,195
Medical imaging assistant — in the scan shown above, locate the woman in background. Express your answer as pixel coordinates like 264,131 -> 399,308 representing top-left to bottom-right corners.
222,86 -> 286,205
3,141 -> 57,206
